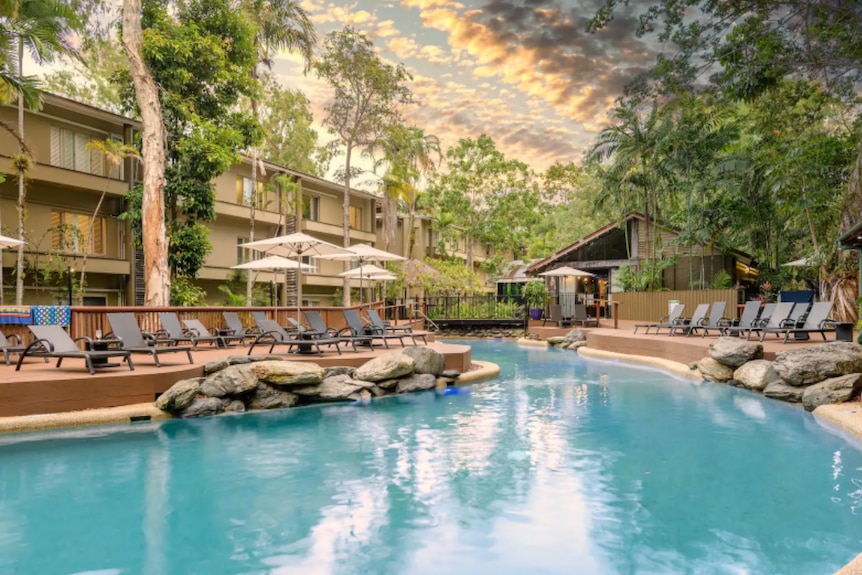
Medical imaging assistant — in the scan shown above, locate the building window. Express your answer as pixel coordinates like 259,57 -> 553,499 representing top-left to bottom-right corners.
236,237 -> 264,265
349,206 -> 363,230
50,211 -> 105,255
235,177 -> 267,209
50,127 -> 124,179
300,255 -> 318,273
302,195 -> 319,221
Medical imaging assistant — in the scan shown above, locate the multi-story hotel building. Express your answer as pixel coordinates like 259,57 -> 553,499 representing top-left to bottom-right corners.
0,93 -> 377,306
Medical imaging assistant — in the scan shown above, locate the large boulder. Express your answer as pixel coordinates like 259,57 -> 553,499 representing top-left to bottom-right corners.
697,357 -> 734,382
247,383 -> 299,410
294,374 -> 370,402
155,378 -> 203,412
201,365 -> 258,397
763,381 -> 804,403
547,336 -> 566,345
772,343 -> 862,386
564,329 -> 587,343
324,366 -> 355,378
733,360 -> 780,391
801,374 -> 862,412
402,346 -> 445,375
708,338 -> 763,368
395,373 -> 437,393
226,355 -> 254,365
354,354 -> 415,382
249,361 -> 324,387
179,397 -> 226,418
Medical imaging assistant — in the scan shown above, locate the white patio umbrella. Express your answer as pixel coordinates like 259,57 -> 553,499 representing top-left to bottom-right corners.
321,244 -> 406,306
231,255 -> 312,308
538,266 -> 596,304
0,235 -> 24,249
340,265 -> 398,308
241,232 -> 350,316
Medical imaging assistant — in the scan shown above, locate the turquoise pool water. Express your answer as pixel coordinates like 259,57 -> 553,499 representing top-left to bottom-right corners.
1,341 -> 861,574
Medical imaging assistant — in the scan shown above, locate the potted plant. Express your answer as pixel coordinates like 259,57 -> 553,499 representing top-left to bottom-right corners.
523,280 -> 548,320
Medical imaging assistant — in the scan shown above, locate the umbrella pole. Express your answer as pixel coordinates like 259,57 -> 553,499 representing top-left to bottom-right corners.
296,251 -> 303,323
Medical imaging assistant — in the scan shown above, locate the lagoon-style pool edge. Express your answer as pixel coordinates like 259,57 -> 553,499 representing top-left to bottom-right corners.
2,340 -> 862,573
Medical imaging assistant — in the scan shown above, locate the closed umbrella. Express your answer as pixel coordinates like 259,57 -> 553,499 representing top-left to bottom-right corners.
242,233 -> 349,316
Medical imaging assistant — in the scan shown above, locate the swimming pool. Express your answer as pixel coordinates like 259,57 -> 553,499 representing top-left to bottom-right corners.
0,340 -> 860,574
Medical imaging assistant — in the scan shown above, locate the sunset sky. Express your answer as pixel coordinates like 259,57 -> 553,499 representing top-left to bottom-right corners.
274,0 -> 659,172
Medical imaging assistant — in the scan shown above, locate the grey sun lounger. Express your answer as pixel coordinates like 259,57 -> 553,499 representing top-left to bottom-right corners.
248,318 -> 342,356
158,313 -> 225,351
304,310 -> 366,352
0,331 -> 27,366
343,309 -> 407,348
634,304 -> 685,335
223,312 -> 259,347
107,313 -> 193,367
668,304 -> 710,336
572,304 -> 599,327
16,325 -> 134,375
721,301 -> 762,338
690,301 -> 728,337
761,301 -> 835,343
747,302 -> 795,341
183,319 -> 236,348
543,304 -> 571,328
367,310 -> 427,345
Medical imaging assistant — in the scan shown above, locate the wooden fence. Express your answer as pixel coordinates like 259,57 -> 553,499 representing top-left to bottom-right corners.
612,289 -> 741,322
0,302 -> 389,345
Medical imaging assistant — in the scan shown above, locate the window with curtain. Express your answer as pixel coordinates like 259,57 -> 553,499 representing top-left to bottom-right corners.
50,211 -> 105,255
235,177 -> 267,209
349,206 -> 363,230
301,195 -> 319,221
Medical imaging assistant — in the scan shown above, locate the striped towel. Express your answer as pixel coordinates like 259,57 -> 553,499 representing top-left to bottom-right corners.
0,306 -> 31,324
30,306 -> 71,327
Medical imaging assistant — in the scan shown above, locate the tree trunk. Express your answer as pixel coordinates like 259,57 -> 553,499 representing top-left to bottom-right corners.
382,191 -> 397,252
466,234 -> 474,270
407,201 -> 417,258
122,0 -> 170,306
247,151 -> 257,303
342,144 -> 352,307
15,36 -> 25,305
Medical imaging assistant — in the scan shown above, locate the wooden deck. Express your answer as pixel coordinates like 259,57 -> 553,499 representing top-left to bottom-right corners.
529,319 -> 845,366
0,333 -> 473,417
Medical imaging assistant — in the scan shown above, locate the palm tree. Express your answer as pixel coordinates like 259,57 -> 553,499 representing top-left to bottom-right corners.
376,125 -> 440,254
238,0 -> 315,302
1,0 -> 80,304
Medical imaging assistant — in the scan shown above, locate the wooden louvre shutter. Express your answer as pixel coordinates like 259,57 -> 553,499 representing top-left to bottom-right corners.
90,147 -> 103,176
93,217 -> 104,254
50,127 -> 61,166
74,133 -> 89,172
63,130 -> 75,169
236,177 -> 244,204
50,211 -> 62,250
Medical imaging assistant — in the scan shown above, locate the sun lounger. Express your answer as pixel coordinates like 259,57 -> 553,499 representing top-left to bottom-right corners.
748,302 -> 795,341
572,304 -> 599,327
222,312 -> 259,347
543,304 -> 571,328
690,301 -> 728,337
635,304 -> 685,335
158,313 -> 225,351
16,325 -> 134,375
304,310 -> 367,351
183,318 -> 235,348
721,301 -> 762,338
248,318 -> 342,355
343,309 -> 406,348
668,304 -> 710,336
367,310 -> 426,345
107,313 -> 193,367
761,301 -> 835,343
0,331 -> 27,366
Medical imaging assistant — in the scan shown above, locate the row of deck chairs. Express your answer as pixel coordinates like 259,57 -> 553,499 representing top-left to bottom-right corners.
542,304 -> 599,328
10,309 -> 426,375
633,300 -> 837,343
